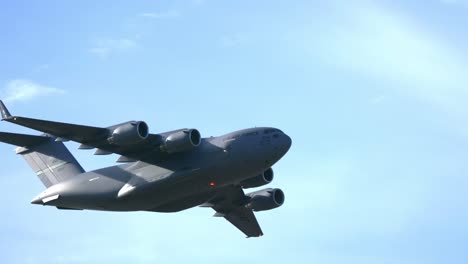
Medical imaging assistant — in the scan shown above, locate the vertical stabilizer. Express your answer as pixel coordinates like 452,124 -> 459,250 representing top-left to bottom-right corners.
0,132 -> 84,187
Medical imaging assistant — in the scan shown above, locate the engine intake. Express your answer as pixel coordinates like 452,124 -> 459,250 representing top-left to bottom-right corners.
162,129 -> 201,153
245,188 -> 285,212
108,121 -> 149,146
240,168 -> 274,188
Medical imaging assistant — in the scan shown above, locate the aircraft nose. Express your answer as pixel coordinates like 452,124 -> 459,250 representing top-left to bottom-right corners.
283,134 -> 292,152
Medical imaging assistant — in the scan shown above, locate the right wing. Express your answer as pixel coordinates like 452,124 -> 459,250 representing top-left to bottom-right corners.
206,185 -> 263,238
0,101 -> 165,163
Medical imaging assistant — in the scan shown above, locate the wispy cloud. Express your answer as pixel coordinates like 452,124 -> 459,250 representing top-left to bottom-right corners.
192,0 -> 206,5
2,79 -> 65,103
33,64 -> 50,73
440,0 -> 468,6
295,1 -> 468,115
88,10 -> 180,59
370,95 -> 386,105
139,10 -> 180,19
219,33 -> 250,47
89,38 -> 137,58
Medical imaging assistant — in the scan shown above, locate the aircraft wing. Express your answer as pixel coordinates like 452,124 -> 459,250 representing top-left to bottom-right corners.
2,116 -> 108,142
207,185 -> 263,238
0,101 -> 164,162
0,131 -> 49,147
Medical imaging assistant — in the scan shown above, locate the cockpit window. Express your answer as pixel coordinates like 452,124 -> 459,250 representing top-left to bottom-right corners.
226,131 -> 259,141
264,129 -> 281,134
245,131 -> 258,136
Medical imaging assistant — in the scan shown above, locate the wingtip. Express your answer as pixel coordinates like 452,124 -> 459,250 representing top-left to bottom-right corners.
0,100 -> 12,120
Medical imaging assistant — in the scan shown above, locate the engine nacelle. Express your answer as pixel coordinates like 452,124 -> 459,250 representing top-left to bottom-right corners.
162,129 -> 201,153
240,168 -> 274,189
108,121 -> 149,145
245,188 -> 285,212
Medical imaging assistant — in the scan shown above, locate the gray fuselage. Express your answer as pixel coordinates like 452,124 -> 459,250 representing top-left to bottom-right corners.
31,127 -> 292,212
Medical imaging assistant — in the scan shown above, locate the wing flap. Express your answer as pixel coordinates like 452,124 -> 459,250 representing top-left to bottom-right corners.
221,207 -> 263,237
208,186 -> 263,238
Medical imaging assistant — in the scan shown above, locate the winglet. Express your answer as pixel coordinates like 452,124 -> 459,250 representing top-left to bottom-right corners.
0,100 -> 12,120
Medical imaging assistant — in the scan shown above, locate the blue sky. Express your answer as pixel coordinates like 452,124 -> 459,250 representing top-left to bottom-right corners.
1,0 -> 468,263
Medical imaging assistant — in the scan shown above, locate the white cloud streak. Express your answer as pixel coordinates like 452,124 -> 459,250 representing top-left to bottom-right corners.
139,10 -> 180,19
89,38 -> 137,58
33,64 -> 50,73
192,0 -> 206,5
440,0 -> 468,6
296,1 -> 468,116
3,79 -> 65,103
89,11 -> 179,58
219,33 -> 250,47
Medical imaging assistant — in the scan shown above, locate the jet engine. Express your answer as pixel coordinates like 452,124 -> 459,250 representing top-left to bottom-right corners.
162,129 -> 201,153
108,121 -> 149,145
240,168 -> 274,188
245,188 -> 285,212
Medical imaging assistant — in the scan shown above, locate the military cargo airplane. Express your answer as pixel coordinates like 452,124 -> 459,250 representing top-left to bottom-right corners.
0,101 -> 291,237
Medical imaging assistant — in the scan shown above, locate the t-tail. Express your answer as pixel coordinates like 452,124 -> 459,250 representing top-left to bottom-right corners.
0,132 -> 85,187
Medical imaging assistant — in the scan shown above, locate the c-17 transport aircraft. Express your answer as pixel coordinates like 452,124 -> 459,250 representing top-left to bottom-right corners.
0,101 -> 291,237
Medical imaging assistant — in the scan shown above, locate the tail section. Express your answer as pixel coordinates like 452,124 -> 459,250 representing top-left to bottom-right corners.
0,132 -> 84,187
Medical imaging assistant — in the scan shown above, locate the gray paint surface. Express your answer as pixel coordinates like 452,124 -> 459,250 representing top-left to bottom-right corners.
0,101 -> 291,237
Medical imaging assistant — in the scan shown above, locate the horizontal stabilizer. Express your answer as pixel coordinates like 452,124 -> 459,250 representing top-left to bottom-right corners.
0,131 -> 49,147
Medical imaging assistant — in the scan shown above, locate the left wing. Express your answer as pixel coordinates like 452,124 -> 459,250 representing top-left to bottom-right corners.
0,101 -> 165,162
0,131 -> 49,147
205,185 -> 263,238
